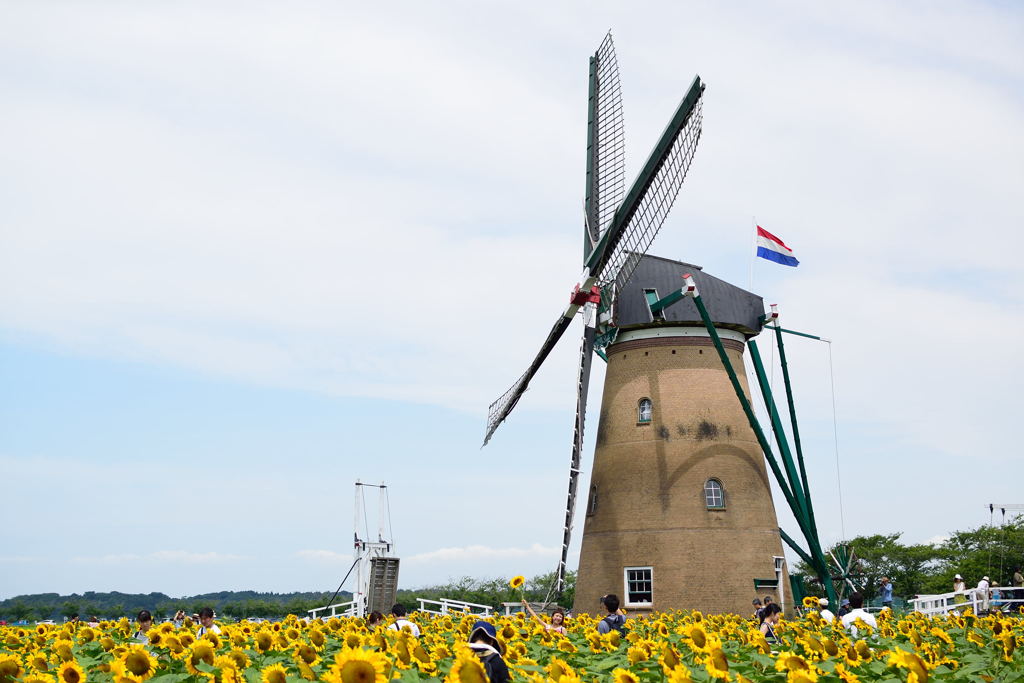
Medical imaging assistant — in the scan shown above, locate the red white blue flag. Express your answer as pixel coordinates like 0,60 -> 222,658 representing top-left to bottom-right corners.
756,226 -> 799,267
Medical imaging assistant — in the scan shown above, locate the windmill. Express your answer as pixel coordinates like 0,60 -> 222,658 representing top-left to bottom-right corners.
482,32 -> 705,600
483,33 -> 835,614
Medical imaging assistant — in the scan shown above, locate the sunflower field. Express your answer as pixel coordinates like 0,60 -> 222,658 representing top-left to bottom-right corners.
1,602 -> 1022,683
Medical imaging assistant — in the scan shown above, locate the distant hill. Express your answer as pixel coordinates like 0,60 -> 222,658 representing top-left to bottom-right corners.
0,590 -> 352,622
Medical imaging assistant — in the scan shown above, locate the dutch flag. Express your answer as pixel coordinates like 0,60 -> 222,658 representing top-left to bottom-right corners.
755,226 -> 799,267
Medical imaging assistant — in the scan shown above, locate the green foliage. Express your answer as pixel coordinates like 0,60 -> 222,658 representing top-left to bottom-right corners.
0,590 -> 345,622
400,570 -> 576,612
796,516 -> 1024,601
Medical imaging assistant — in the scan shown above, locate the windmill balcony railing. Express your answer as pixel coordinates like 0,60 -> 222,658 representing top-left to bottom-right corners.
910,587 -> 1024,616
307,600 -> 358,620
416,597 -> 493,616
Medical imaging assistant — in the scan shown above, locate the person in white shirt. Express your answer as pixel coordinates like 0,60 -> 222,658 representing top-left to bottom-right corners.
840,593 -> 877,638
196,607 -> 222,637
387,603 -> 421,637
817,598 -> 836,622
976,576 -> 991,612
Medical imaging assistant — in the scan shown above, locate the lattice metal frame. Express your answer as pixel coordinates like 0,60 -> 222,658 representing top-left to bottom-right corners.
591,33 -> 626,240
601,95 -> 703,295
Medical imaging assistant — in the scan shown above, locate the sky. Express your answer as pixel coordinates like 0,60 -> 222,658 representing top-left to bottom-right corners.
1,1 -> 1022,600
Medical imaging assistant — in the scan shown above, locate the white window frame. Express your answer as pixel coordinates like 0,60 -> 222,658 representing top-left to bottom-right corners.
637,398 -> 653,424
623,566 -> 653,608
704,478 -> 726,509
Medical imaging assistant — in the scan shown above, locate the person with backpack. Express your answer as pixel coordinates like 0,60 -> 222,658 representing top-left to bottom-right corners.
596,594 -> 627,635
467,620 -> 510,683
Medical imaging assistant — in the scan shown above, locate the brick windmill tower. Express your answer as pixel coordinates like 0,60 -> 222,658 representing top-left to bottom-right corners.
483,33 -> 831,615
572,256 -> 788,615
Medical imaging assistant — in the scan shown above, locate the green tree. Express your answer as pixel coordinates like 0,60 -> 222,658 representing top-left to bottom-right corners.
60,601 -> 80,620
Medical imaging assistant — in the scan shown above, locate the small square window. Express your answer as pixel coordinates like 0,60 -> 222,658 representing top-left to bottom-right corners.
624,566 -> 653,607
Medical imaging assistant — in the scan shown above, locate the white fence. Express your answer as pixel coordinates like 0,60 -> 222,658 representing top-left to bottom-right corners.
307,600 -> 358,620
910,588 -> 1024,616
416,598 -> 492,616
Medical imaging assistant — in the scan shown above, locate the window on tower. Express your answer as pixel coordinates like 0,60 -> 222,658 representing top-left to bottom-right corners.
623,566 -> 653,607
704,479 -> 726,509
637,398 -> 653,424
587,485 -> 598,516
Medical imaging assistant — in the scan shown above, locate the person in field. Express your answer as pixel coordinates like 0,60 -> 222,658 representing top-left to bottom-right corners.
521,600 -> 567,634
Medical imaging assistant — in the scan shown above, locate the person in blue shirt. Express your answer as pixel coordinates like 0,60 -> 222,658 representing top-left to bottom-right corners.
879,577 -> 894,609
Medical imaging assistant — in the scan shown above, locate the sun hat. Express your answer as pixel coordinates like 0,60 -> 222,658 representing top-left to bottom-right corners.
955,574 -> 962,579
469,620 -> 504,654
819,598 -> 829,607
840,598 -> 850,606
983,576 -> 990,581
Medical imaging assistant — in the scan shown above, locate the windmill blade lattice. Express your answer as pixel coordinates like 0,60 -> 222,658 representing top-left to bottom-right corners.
483,50 -> 705,448
585,32 -> 626,249
483,314 -> 575,446
593,78 -> 704,294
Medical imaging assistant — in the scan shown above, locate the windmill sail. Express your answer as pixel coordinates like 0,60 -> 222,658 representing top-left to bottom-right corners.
588,75 -> 705,292
584,32 -> 626,255
483,68 -> 705,447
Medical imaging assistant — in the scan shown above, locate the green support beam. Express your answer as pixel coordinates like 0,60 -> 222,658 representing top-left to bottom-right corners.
779,527 -> 815,568
647,287 -> 688,315
690,292 -> 836,607
772,326 -> 818,546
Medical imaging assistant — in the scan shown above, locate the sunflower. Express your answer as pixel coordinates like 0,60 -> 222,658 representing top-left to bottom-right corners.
787,671 -> 819,683
775,651 -> 811,672
546,656 -> 575,680
260,663 -> 288,683
185,641 -> 216,675
325,647 -> 390,683
929,627 -> 952,646
509,575 -> 526,590
666,665 -> 693,682
52,640 -> 74,663
254,631 -> 274,653
887,648 -> 929,681
309,629 -> 327,649
55,660 -> 85,683
853,640 -> 872,661
27,651 -> 50,672
627,645 -> 648,665
705,646 -> 729,680
682,624 -> 709,653
0,653 -> 25,681
611,668 -> 640,683
225,648 -> 250,669
293,643 -> 320,666
114,645 -> 157,682
23,674 -> 56,683
832,663 -> 860,683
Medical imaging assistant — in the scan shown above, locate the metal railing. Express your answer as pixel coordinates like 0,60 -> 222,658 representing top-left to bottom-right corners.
307,600 -> 358,620
910,588 -> 1024,616
416,598 -> 492,616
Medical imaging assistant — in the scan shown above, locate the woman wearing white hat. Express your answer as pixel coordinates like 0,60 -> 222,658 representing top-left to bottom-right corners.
953,574 -> 968,610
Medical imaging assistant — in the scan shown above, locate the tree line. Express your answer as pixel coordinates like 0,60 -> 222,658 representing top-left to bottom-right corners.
795,517 -> 1024,601
0,590 -> 345,623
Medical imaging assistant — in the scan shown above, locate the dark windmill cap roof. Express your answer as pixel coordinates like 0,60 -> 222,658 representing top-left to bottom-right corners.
613,254 -> 764,337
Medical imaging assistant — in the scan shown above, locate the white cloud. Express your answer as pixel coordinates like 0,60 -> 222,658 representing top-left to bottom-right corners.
71,551 -> 247,565
297,550 -> 353,564
406,544 -> 559,565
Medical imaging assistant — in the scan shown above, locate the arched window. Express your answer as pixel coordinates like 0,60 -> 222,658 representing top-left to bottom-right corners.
637,398 -> 653,423
704,479 -> 725,509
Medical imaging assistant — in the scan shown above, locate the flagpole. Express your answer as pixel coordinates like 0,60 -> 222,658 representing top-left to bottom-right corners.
748,216 -> 756,291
